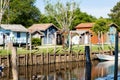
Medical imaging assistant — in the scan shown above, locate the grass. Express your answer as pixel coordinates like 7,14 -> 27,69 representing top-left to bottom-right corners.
0,44 -> 117,55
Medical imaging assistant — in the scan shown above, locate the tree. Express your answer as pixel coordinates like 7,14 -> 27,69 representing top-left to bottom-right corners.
70,8 -> 96,30
44,0 -> 78,31
39,14 -> 59,27
0,0 -> 10,24
109,1 -> 120,30
2,0 -> 40,27
91,18 -> 108,35
91,18 -> 109,49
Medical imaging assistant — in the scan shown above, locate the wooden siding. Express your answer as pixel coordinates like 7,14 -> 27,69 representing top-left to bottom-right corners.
0,29 -> 27,45
42,26 -> 58,45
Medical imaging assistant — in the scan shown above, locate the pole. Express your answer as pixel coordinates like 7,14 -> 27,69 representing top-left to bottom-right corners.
12,47 -> 18,80
85,46 -> 91,80
114,31 -> 118,80
54,32 -> 56,64
85,46 -> 91,64
85,60 -> 91,80
101,31 -> 104,50
68,31 -> 71,53
30,32 -> 32,54
47,30 -> 48,53
29,32 -> 32,65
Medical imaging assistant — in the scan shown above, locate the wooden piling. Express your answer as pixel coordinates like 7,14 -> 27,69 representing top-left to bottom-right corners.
25,54 -> 28,66
7,54 -> 10,67
42,53 -> 44,65
11,47 -> 18,80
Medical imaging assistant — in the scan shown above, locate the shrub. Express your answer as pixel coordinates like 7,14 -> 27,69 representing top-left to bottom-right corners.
32,38 -> 41,46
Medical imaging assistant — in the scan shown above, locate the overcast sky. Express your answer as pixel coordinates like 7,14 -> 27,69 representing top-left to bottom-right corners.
35,0 -> 119,18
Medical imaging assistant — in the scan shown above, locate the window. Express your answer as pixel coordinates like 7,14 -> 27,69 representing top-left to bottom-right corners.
17,32 -> 20,38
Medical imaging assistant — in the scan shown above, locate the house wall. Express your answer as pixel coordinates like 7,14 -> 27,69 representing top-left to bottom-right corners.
32,31 -> 43,39
13,32 -> 27,44
107,26 -> 117,44
76,27 -> 106,44
42,26 -> 58,45
32,33 -> 41,38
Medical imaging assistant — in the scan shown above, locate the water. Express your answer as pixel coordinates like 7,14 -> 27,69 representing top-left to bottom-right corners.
0,60 -> 119,80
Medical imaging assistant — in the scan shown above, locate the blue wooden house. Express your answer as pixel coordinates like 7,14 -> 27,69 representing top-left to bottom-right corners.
107,23 -> 118,44
28,23 -> 59,45
0,24 -> 28,45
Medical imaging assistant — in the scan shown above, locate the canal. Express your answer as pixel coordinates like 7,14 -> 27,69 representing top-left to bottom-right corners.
0,60 -> 119,80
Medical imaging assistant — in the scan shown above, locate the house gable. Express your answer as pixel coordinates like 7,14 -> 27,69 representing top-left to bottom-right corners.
109,23 -> 118,33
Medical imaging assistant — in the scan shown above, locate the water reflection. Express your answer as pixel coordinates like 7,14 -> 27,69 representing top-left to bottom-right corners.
1,60 -> 120,80
95,61 -> 120,80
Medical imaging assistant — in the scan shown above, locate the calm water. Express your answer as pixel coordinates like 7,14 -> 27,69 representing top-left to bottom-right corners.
0,60 -> 119,80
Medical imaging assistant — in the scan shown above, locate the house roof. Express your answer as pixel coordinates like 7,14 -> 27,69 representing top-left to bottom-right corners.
109,23 -> 119,28
28,23 -> 58,33
75,23 -> 95,29
0,24 -> 28,32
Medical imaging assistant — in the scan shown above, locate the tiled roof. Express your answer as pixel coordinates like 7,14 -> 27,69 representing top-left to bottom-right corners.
75,23 -> 95,28
0,24 -> 28,32
28,23 -> 58,33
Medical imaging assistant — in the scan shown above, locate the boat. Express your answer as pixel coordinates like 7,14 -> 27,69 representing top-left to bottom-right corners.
96,54 -> 120,61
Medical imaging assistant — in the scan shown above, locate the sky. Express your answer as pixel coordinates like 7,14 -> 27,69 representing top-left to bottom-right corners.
35,0 -> 119,18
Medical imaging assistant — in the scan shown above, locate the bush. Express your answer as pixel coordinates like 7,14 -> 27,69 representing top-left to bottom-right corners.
32,38 -> 41,46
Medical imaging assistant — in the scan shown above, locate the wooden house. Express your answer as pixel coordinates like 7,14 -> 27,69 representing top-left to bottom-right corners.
28,23 -> 59,45
75,23 -> 119,45
0,24 -> 28,45
75,23 -> 99,44
106,23 -> 118,44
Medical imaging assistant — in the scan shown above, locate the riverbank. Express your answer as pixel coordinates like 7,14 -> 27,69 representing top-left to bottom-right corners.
0,50 -> 111,67
0,44 -> 114,55
0,44 -> 114,67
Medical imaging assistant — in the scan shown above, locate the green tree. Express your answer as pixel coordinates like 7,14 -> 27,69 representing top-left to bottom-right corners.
91,18 -> 109,35
109,1 -> 120,30
2,0 -> 40,27
70,8 -> 96,30
39,14 -> 59,27
91,18 -> 109,49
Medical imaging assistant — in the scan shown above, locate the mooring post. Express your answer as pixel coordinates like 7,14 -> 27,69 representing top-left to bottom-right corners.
85,46 -> 91,80
114,31 -> 118,80
84,32 -> 92,80
11,47 -> 18,80
85,46 -> 91,64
